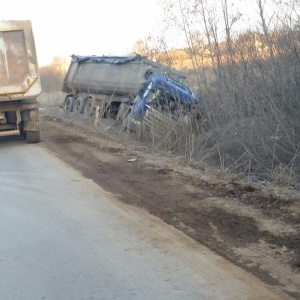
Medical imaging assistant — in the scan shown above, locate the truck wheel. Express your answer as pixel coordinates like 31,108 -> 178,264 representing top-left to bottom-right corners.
73,97 -> 85,114
83,97 -> 94,116
26,130 -> 40,143
63,96 -> 75,112
6,111 -> 17,123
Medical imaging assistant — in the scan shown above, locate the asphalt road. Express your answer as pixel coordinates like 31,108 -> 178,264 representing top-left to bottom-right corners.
0,138 -> 286,300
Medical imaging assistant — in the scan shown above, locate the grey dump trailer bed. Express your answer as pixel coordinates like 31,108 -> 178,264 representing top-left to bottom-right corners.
62,54 -> 186,97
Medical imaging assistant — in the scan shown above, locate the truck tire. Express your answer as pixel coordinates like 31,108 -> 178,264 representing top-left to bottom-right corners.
73,97 -> 85,114
6,111 -> 17,123
83,97 -> 94,116
63,96 -> 75,112
26,130 -> 40,143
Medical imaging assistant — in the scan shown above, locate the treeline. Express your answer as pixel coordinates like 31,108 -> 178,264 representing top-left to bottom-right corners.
39,57 -> 67,93
135,0 -> 300,187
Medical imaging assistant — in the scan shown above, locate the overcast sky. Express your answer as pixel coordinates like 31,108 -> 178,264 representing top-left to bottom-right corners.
1,0 -> 161,66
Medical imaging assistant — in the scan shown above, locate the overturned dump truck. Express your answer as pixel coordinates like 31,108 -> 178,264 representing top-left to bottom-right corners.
0,20 -> 41,143
62,54 -> 199,133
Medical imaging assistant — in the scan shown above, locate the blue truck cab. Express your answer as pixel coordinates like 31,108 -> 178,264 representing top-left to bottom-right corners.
127,72 -> 199,133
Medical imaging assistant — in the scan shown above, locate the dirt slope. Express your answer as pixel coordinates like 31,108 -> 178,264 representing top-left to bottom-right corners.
40,109 -> 300,299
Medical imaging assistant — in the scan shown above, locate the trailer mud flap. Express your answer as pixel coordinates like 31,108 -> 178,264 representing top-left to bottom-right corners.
23,109 -> 39,131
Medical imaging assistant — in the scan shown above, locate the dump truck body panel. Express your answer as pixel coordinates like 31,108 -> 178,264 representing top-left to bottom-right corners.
0,20 -> 41,143
0,20 -> 41,101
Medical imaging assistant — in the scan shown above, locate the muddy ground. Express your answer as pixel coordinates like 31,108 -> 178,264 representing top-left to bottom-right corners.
40,108 -> 300,299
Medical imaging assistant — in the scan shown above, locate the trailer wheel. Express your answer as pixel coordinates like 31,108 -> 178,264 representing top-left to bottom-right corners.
73,97 -> 85,114
26,130 -> 40,143
63,95 -> 75,112
83,97 -> 94,116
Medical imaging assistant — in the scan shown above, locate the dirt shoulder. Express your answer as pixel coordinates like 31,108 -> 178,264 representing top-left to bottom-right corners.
40,109 -> 300,299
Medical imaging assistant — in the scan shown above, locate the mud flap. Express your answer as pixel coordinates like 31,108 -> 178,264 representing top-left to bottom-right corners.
23,108 -> 40,132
